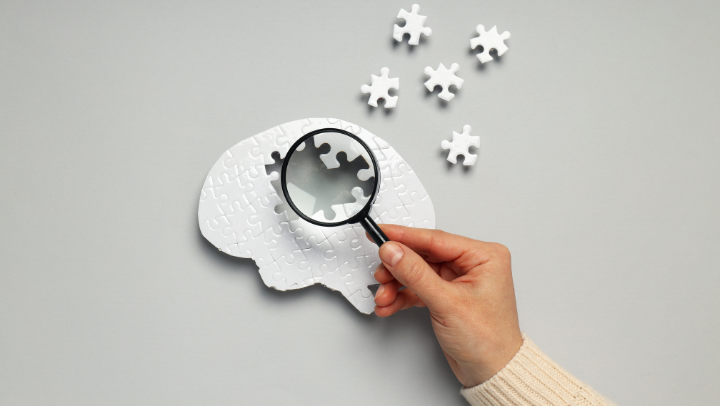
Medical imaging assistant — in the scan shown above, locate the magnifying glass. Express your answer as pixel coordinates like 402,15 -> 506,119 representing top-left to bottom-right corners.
280,128 -> 389,246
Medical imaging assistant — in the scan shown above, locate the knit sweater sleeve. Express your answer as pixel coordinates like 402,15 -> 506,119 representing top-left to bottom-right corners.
460,335 -> 614,406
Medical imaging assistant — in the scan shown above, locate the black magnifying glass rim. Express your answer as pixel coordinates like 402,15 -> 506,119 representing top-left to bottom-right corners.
280,127 -> 381,227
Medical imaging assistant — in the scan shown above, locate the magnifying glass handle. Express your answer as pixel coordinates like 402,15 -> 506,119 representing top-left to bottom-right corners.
360,216 -> 389,246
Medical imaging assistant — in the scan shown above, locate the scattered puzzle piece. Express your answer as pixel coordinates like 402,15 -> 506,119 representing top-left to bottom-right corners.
441,124 -> 480,166
470,24 -> 511,63
424,63 -> 464,102
361,67 -> 399,109
393,4 -> 432,45
198,118 -> 436,314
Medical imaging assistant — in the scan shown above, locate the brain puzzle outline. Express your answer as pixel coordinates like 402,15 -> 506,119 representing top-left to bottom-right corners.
198,118 -> 435,313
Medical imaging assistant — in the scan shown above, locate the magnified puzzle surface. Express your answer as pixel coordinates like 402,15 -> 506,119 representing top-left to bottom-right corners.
198,118 -> 435,313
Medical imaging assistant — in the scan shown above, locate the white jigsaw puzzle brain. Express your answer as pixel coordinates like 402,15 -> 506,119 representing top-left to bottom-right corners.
198,118 -> 436,314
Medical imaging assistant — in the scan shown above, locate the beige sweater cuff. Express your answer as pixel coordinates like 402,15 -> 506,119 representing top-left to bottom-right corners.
460,335 -> 612,406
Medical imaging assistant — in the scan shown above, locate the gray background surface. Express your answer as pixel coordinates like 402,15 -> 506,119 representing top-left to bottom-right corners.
1,1 -> 719,404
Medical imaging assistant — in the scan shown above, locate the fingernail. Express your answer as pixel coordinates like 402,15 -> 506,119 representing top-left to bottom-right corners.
380,242 -> 403,267
375,284 -> 385,298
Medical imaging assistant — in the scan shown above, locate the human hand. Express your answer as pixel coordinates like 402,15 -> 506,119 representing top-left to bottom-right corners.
373,224 -> 523,388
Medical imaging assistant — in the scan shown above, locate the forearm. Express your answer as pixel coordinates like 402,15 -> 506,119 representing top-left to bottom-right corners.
461,335 -> 614,406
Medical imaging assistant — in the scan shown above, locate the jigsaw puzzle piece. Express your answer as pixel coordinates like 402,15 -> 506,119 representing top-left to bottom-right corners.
357,167 -> 374,182
308,209 -> 334,224
326,233 -> 362,273
302,117 -> 366,169
329,205 -> 350,224
239,166 -> 281,207
327,118 -> 361,135
297,235 -> 339,283
267,222 -> 306,265
226,243 -> 251,257
248,193 -> 288,238
378,205 -> 411,225
424,63 -> 464,102
388,160 -> 415,182
328,188 -> 370,223
312,132 -> 363,169
320,224 -> 349,243
202,166 -> 255,207
279,120 -> 307,145
200,174 -> 226,203
360,134 -> 393,164
336,225 -> 364,247
441,125 -> 480,165
212,173 -> 253,213
361,67 -> 399,109
273,250 -> 313,290
372,174 -> 408,223
225,138 -> 263,177
256,257 -> 286,290
347,289 -> 376,313
250,126 -> 289,165
339,260 -> 370,296
470,24 -> 511,63
291,230 -> 344,291
222,199 -> 263,241
292,220 -> 327,250
340,253 -> 378,315
393,4 -> 432,45
400,191 -> 434,228
349,224 -> 370,250
225,229 -> 255,257
199,202 -> 236,250
301,118 -> 340,135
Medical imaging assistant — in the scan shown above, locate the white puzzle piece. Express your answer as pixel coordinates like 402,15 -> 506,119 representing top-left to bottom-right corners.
312,131 -> 364,169
470,24 -> 511,63
198,118 -> 436,314
424,63 -> 464,102
361,67 -> 399,109
441,124 -> 480,166
330,187 -> 371,222
393,4 -> 432,46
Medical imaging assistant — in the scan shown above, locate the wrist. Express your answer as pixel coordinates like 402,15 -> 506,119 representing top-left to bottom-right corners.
457,361 -> 499,388
457,333 -> 524,388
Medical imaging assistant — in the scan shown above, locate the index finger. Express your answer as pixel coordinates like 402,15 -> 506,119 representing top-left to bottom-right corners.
378,224 -> 488,264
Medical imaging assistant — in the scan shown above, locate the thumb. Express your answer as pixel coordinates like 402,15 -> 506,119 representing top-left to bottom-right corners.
378,241 -> 449,309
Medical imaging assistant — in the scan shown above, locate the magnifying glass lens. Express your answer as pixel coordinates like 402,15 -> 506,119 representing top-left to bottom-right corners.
284,131 -> 377,224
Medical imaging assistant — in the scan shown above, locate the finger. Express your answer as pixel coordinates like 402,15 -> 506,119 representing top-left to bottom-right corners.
375,289 -> 425,317
374,280 -> 402,307
374,264 -> 396,284
428,261 -> 441,275
380,224 -> 495,275
379,224 -> 479,261
378,241 -> 451,310
439,264 -> 461,282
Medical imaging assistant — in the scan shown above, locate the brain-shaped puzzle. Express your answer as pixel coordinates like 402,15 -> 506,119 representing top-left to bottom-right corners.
198,118 -> 435,313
